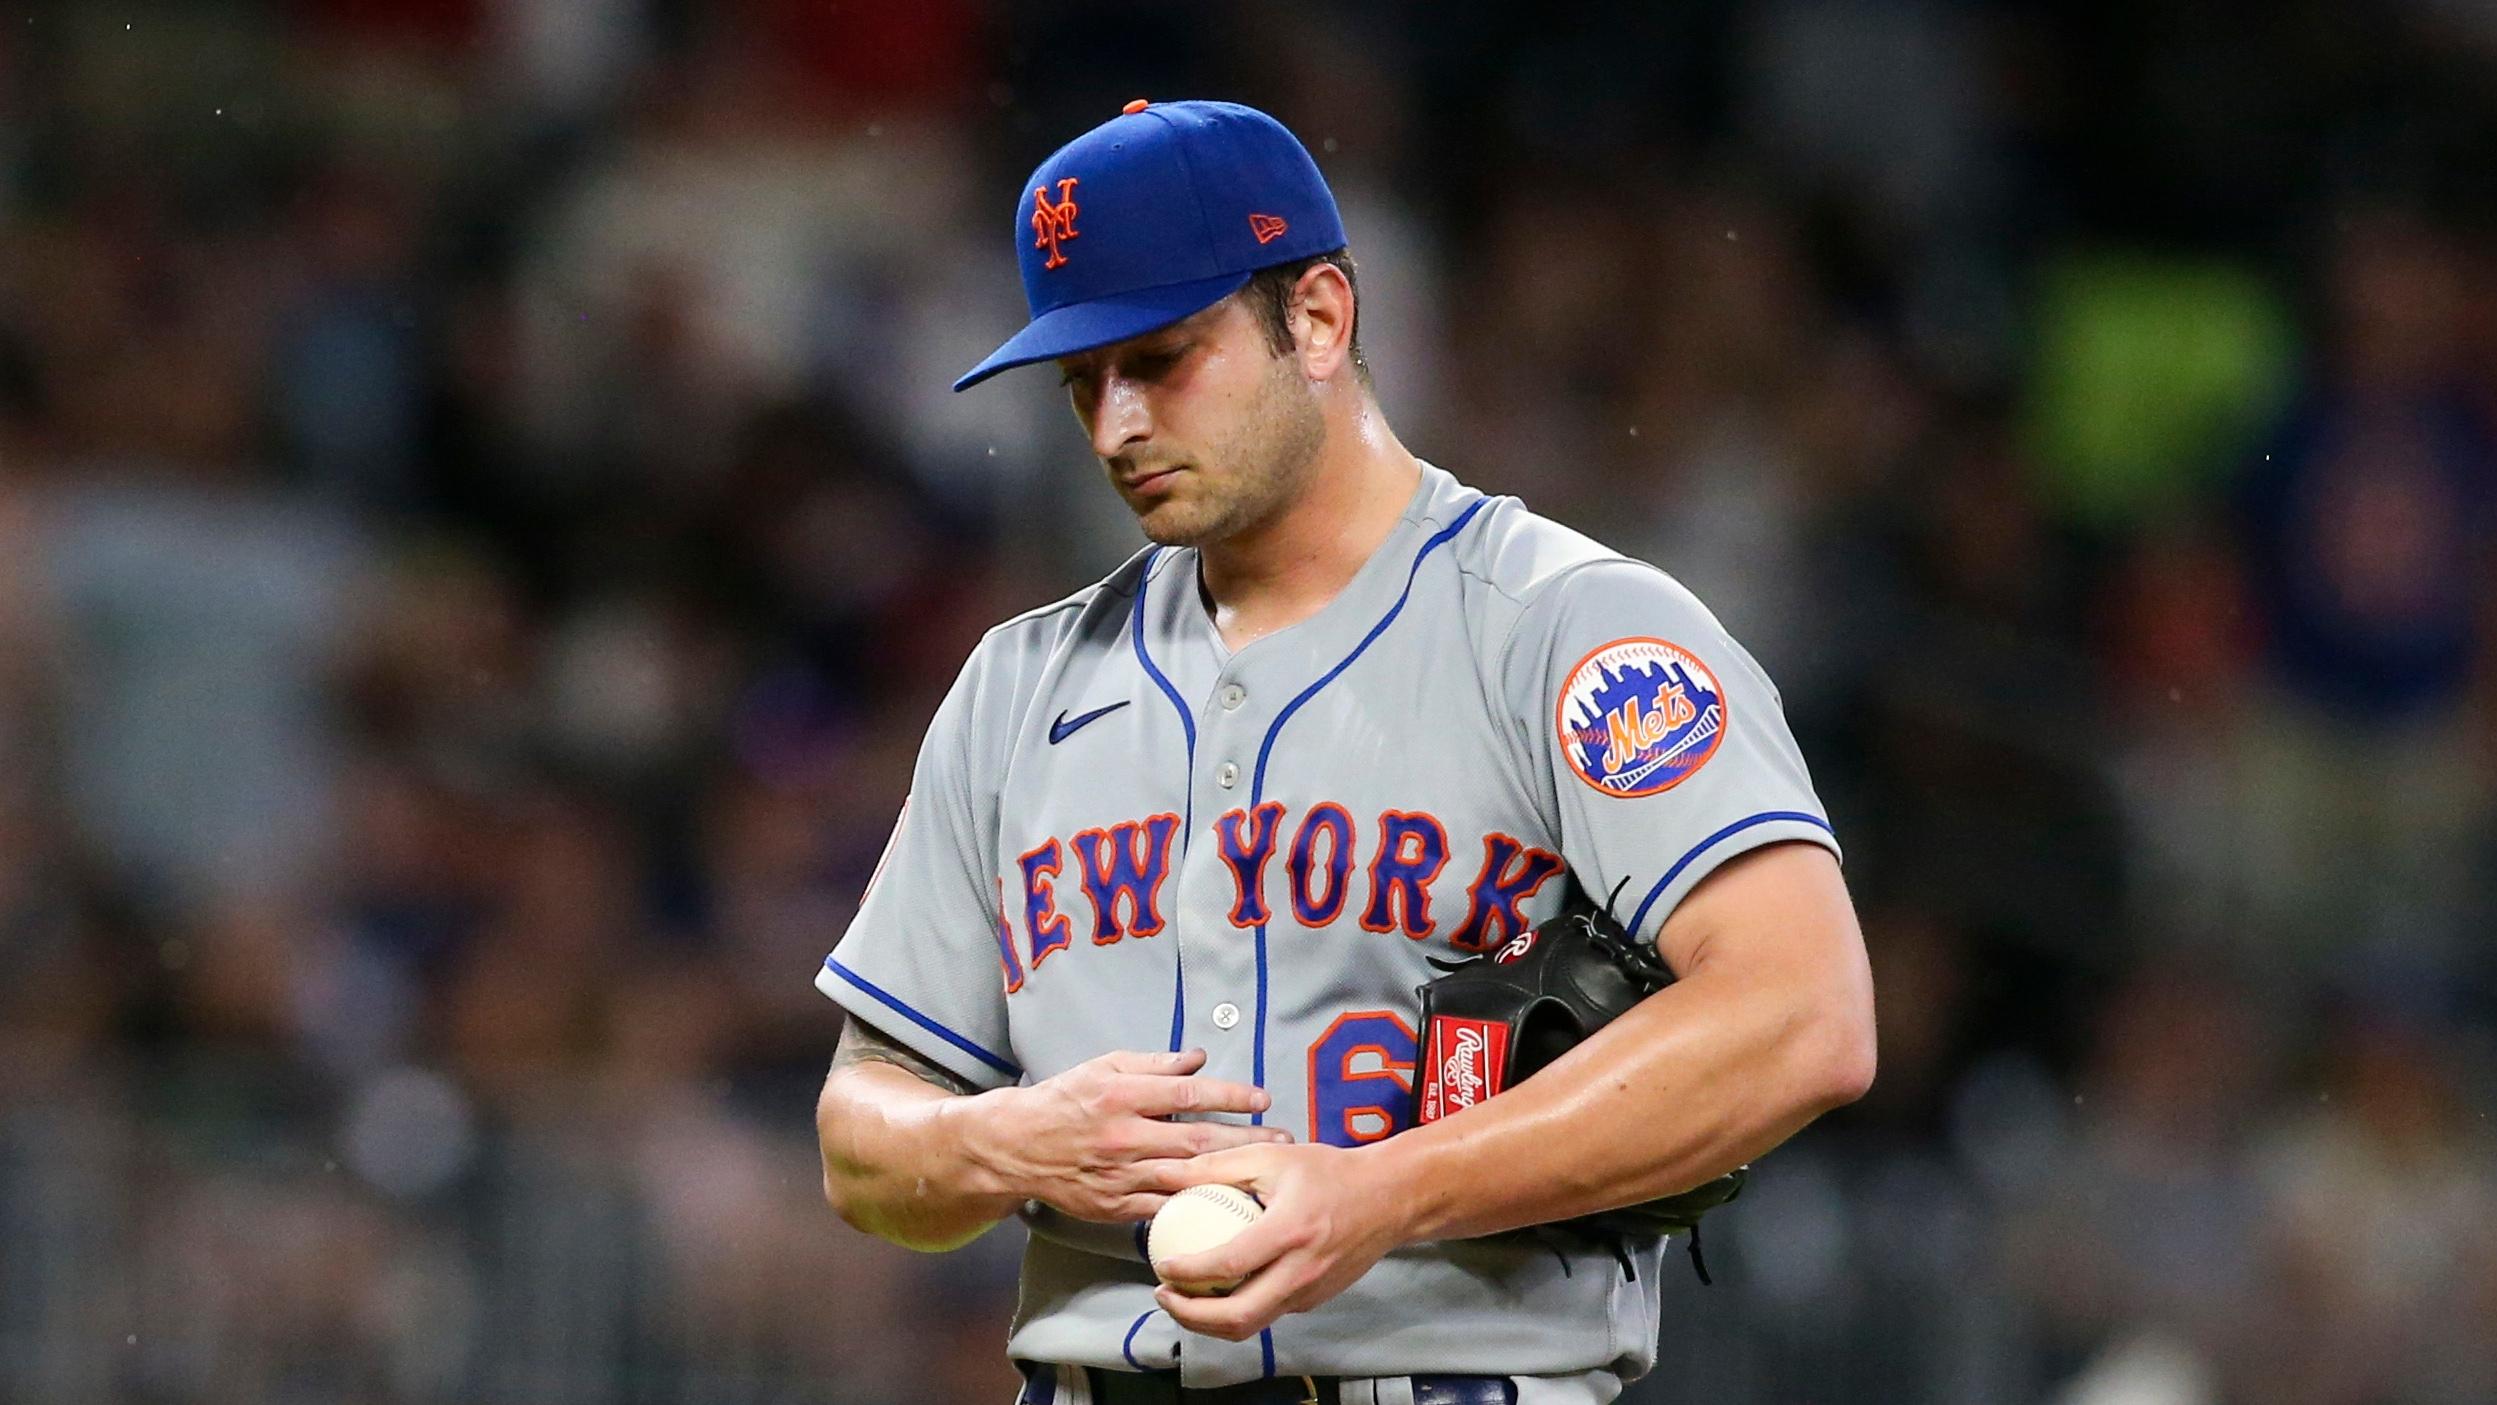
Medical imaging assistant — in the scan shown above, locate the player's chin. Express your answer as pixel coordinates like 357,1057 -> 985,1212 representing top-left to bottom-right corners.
1133,497 -> 1222,548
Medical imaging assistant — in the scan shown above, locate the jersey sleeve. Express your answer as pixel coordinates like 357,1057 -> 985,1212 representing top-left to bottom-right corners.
1505,558 -> 1840,945
815,643 -> 1025,1091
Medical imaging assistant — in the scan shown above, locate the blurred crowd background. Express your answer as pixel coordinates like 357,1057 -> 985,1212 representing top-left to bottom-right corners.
3,1 -> 2495,1402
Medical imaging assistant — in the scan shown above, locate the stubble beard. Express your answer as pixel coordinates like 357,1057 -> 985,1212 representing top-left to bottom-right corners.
1130,359 -> 1326,549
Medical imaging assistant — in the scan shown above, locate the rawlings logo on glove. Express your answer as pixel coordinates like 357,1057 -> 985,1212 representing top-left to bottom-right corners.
1421,1017 -> 1508,1120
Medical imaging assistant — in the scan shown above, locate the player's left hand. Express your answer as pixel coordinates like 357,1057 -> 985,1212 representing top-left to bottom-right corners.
1149,1141 -> 1414,1341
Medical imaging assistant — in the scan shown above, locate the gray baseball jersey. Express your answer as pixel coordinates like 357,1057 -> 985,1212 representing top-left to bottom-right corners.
817,462 -> 1838,1393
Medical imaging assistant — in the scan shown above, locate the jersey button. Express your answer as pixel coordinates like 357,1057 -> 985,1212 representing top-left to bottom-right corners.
1219,683 -> 1246,710
1211,1001 -> 1241,1030
1216,761 -> 1240,789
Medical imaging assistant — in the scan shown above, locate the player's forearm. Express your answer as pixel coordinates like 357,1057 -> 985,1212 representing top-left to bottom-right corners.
1375,937 -> 1874,1243
817,1063 -> 1025,1252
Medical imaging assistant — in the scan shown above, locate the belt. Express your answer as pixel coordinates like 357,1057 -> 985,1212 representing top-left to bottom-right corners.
1055,1366 -> 1518,1405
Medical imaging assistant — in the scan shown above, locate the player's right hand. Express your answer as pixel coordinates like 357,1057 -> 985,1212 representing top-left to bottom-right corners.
967,1048 -> 1291,1223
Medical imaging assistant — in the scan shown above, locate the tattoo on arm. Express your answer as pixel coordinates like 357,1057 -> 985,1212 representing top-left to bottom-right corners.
833,1016 -> 979,1096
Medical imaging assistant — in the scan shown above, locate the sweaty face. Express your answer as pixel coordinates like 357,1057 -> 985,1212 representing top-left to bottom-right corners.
1059,298 -> 1326,548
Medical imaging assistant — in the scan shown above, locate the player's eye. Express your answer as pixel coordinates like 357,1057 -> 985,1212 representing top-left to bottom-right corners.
1130,345 -> 1184,379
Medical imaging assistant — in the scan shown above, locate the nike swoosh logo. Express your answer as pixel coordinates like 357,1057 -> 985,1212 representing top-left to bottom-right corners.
1048,701 -> 1131,744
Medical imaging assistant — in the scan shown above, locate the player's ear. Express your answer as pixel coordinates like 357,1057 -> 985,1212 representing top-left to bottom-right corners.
1289,262 -> 1355,383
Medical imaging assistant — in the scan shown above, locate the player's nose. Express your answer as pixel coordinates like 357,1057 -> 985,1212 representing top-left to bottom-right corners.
1089,375 -> 1152,459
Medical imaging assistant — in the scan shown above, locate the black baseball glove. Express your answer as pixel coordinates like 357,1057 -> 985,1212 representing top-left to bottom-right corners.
1413,892 -> 1744,1283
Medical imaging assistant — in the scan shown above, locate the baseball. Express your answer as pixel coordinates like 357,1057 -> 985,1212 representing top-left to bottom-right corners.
1148,1184 -> 1264,1296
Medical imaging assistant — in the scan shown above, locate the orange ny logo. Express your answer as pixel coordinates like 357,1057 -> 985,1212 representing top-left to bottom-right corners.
1031,177 -> 1081,269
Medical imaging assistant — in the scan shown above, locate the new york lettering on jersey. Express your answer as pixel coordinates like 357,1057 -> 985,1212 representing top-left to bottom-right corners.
1006,803 -> 1558,967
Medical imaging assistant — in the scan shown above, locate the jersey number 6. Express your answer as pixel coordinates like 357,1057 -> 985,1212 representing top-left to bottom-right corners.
1306,1010 -> 1417,1147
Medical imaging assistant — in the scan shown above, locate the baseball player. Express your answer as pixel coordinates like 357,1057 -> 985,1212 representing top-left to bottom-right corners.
814,99 -> 1876,1404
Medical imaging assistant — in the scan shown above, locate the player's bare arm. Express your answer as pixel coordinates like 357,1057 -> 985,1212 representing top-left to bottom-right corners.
817,1019 -> 1291,1252
1153,840 -> 1874,1340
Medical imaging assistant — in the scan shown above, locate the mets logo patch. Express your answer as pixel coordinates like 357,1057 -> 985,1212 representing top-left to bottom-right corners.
1556,637 -> 1727,798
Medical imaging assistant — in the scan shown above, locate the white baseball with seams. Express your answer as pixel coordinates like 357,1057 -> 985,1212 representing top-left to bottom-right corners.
1149,1185 -> 1265,1296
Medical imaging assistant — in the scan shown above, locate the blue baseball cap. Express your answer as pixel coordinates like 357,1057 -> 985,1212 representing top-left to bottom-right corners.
952,99 -> 1348,391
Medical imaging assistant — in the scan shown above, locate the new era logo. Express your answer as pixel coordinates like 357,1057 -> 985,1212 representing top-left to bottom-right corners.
1248,213 -> 1288,244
